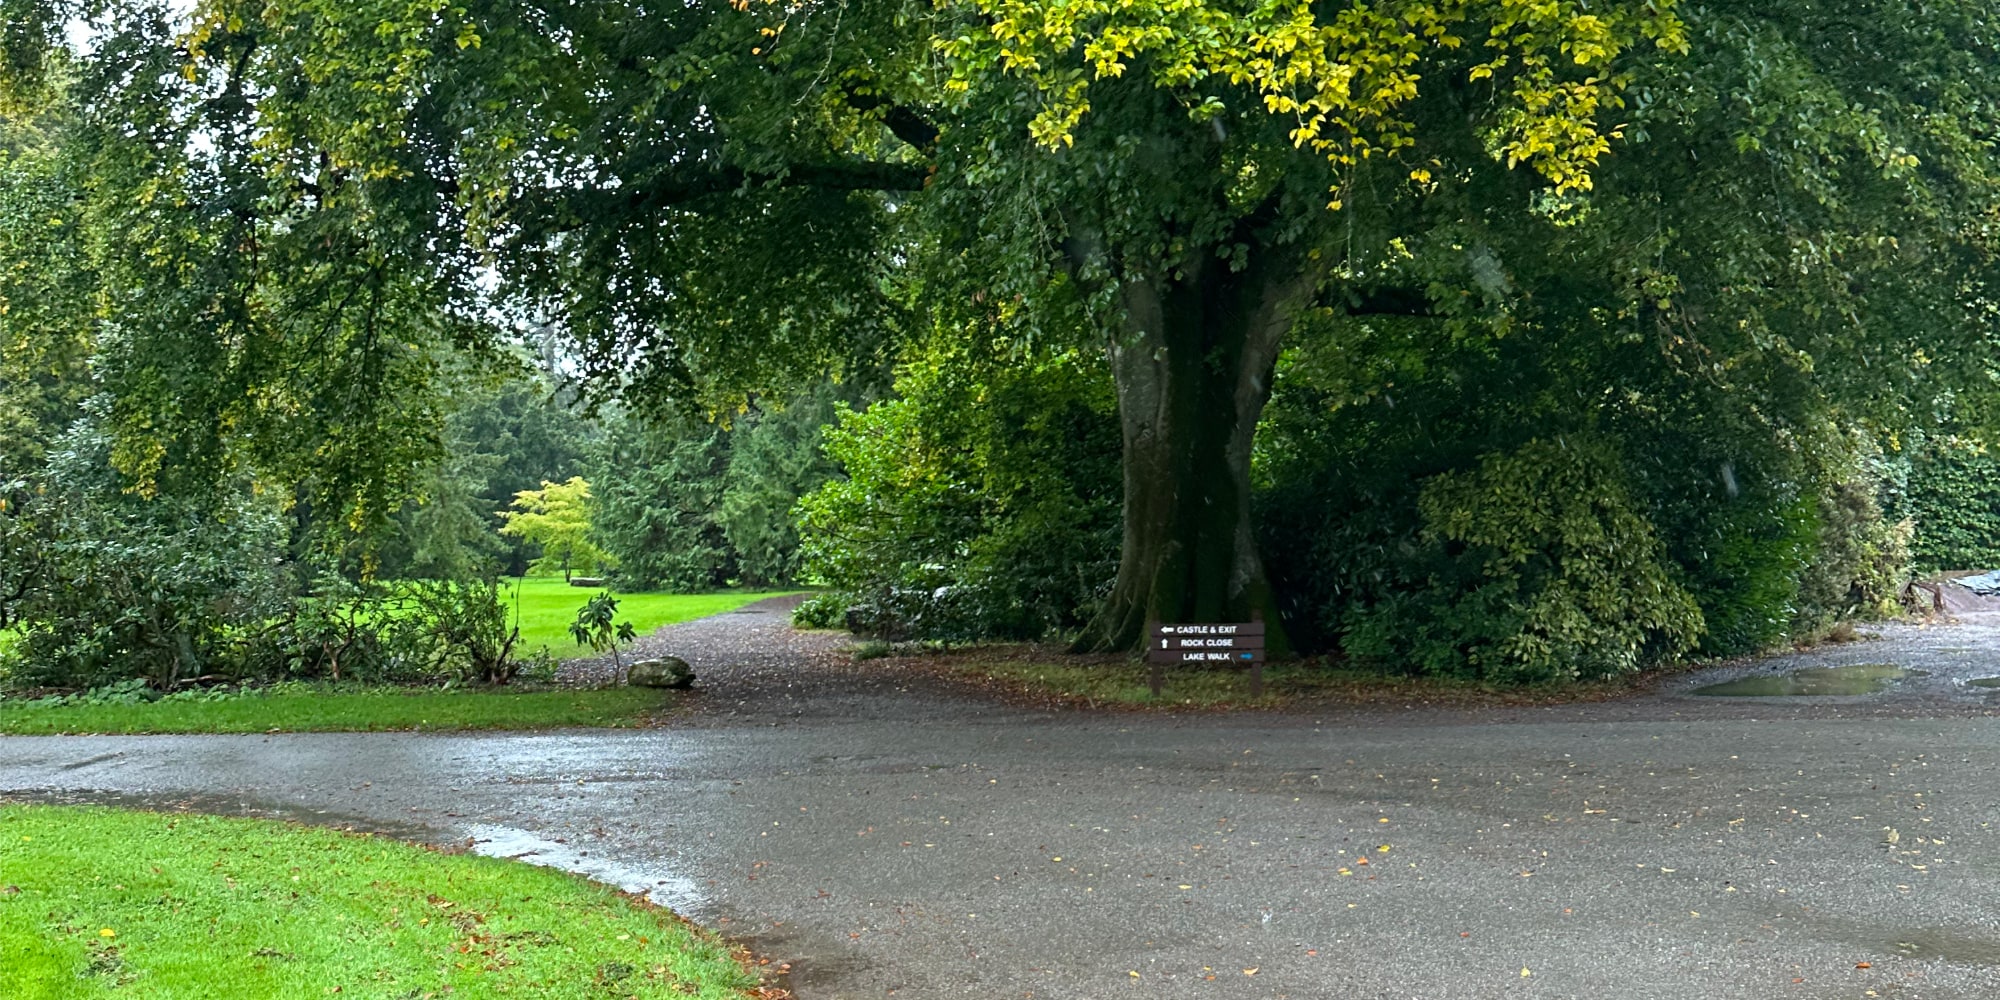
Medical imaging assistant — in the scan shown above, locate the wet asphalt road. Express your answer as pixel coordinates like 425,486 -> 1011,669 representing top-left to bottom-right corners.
5,603 -> 2000,1000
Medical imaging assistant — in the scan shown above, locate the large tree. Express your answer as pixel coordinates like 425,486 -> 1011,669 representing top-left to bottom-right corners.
5,0 -> 1996,651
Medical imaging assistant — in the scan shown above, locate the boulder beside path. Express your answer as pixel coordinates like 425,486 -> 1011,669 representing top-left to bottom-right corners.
626,656 -> 695,689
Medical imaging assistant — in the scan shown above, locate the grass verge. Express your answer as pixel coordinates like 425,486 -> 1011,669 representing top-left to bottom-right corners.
0,685 -> 676,735
501,579 -> 798,659
891,645 -> 1640,710
0,803 -> 779,999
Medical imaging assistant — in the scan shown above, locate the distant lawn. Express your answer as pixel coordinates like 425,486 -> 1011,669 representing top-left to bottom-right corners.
500,578 -> 797,660
0,685 -> 675,736
0,804 -> 769,999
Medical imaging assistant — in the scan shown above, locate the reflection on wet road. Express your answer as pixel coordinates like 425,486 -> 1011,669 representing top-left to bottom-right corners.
463,823 -> 709,915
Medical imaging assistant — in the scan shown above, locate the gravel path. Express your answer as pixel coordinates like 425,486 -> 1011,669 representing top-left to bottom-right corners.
557,595 -> 1003,726
1648,613 -> 2000,709
556,594 -> 843,689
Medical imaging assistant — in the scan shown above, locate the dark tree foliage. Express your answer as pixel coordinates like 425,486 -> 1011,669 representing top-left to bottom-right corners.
1253,0 -> 1999,670
794,335 -> 1121,641
1893,442 -> 2000,575
590,385 -> 846,591
591,414 -> 738,592
0,79 -> 91,475
719,384 -> 848,587
0,0 -> 1698,655
374,371 -> 597,580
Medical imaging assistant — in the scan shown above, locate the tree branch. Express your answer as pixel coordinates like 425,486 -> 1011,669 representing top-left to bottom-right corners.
1325,286 -> 1438,318
525,158 -> 927,227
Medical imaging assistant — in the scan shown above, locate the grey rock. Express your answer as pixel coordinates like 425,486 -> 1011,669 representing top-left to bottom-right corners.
625,656 -> 695,689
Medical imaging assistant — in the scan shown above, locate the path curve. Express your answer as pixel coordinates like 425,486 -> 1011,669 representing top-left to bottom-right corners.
557,595 -> 1004,727
5,610 -> 2000,1000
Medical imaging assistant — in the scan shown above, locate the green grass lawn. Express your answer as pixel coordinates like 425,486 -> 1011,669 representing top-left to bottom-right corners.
0,804 -> 770,999
0,686 -> 676,735
501,578 -> 797,659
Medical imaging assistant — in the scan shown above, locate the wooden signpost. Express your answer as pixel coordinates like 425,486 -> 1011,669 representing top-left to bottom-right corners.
1146,621 -> 1265,698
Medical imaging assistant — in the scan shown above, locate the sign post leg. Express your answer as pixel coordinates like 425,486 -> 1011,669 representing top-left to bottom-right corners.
1248,610 -> 1265,699
1146,617 -> 1162,700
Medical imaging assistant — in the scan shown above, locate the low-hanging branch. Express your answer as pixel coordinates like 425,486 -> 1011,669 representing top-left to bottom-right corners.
519,157 -> 928,229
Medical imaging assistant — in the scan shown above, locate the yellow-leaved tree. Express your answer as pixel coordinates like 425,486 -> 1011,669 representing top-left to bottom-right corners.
498,477 -> 613,583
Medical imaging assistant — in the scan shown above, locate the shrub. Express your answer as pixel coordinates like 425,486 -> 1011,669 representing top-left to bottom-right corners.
568,591 -> 636,680
793,337 -> 1119,642
2,422 -> 543,693
0,425 -> 293,691
385,578 -> 523,685
1342,438 -> 1704,682
1793,468 -> 1912,633
789,593 -> 846,629
258,588 -> 394,683
1664,497 -> 1813,656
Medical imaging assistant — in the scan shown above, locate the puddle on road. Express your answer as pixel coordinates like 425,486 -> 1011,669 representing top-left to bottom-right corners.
460,824 -> 708,916
1693,664 -> 1920,697
1967,677 -> 2000,689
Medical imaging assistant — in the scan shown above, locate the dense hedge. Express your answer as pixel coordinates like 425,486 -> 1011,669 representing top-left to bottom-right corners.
1893,443 -> 2000,574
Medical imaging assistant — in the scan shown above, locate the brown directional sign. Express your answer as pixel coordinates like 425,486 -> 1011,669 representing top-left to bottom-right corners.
1148,622 -> 1267,663
1155,634 -> 1264,651
1153,622 -> 1265,638
1147,622 -> 1268,696
1147,647 -> 1264,664
1144,648 -> 1264,664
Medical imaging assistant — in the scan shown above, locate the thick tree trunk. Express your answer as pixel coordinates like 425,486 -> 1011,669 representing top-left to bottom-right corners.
1077,251 -> 1317,654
